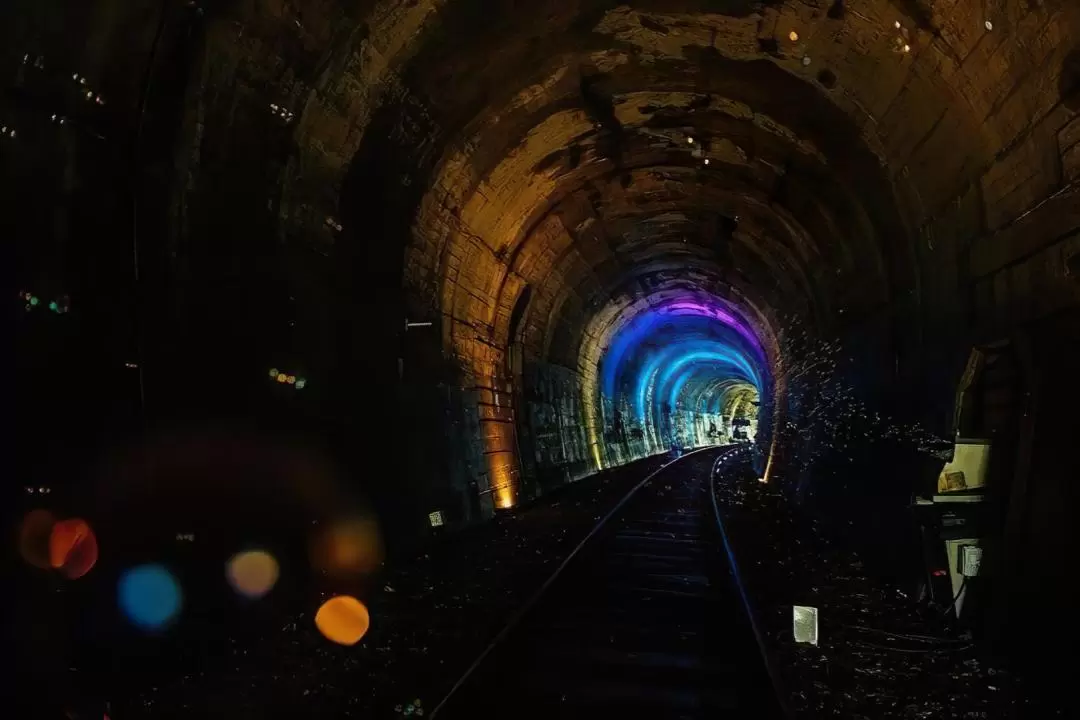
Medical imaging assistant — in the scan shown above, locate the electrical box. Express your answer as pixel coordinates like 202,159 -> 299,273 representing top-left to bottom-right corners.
959,544 -> 982,577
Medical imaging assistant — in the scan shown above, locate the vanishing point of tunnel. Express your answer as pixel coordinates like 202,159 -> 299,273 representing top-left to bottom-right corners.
8,0 -> 1080,717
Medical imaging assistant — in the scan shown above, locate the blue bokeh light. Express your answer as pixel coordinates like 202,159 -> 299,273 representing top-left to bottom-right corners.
118,563 -> 183,631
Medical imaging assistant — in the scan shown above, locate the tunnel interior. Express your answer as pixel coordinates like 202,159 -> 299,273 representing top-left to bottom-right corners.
330,0 -> 923,518
8,0 -> 1080,709
590,295 -> 767,459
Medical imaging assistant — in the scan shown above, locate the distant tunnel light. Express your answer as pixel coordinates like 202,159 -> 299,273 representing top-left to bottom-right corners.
793,605 -> 819,645
270,369 -> 307,389
428,510 -> 444,528
788,30 -> 799,42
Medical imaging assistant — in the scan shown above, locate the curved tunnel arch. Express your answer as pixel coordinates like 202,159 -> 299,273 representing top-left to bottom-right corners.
381,18 -> 920,500
580,292 -> 771,467
310,0 -> 1042,507
125,0 -> 1077,518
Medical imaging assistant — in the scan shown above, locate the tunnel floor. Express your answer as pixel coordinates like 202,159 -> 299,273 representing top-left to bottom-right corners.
435,446 -> 781,719
19,448 -> 1065,719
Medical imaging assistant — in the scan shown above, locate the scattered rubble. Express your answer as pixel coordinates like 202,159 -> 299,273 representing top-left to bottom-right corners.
712,460 -> 1064,718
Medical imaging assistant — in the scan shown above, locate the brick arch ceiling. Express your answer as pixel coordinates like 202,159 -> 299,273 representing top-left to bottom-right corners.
243,0 -> 1078,381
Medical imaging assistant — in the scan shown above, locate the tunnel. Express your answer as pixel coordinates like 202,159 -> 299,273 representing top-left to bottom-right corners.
8,0 -> 1080,716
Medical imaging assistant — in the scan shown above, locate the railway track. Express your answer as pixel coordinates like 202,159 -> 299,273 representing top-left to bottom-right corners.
432,445 -> 785,719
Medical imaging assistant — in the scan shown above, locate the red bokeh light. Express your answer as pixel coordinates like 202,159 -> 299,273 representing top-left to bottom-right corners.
49,518 -> 99,580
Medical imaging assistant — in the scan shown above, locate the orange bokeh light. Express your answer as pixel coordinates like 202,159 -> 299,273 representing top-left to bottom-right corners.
315,595 -> 370,646
310,518 -> 383,578
49,518 -> 98,579
19,509 -> 57,569
226,550 -> 280,598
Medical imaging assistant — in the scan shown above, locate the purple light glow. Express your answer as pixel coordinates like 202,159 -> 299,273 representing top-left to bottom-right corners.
652,300 -> 766,361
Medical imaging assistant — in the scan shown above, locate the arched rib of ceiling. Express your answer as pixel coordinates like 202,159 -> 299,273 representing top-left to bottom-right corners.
411,58 -> 908,378
577,292 -> 771,465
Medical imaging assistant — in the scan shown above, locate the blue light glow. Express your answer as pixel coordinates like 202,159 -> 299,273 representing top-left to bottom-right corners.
118,564 -> 183,631
585,293 -> 770,457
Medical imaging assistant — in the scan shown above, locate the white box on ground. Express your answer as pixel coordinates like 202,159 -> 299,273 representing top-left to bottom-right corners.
793,605 -> 819,645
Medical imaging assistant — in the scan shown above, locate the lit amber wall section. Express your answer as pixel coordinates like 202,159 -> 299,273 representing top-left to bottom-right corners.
476,379 -> 519,509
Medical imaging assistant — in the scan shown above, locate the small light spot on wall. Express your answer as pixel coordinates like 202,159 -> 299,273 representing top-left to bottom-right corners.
789,31 -> 799,42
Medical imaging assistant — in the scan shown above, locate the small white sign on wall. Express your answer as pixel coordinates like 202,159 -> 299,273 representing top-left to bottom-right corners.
428,510 -> 444,528
793,605 -> 819,645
